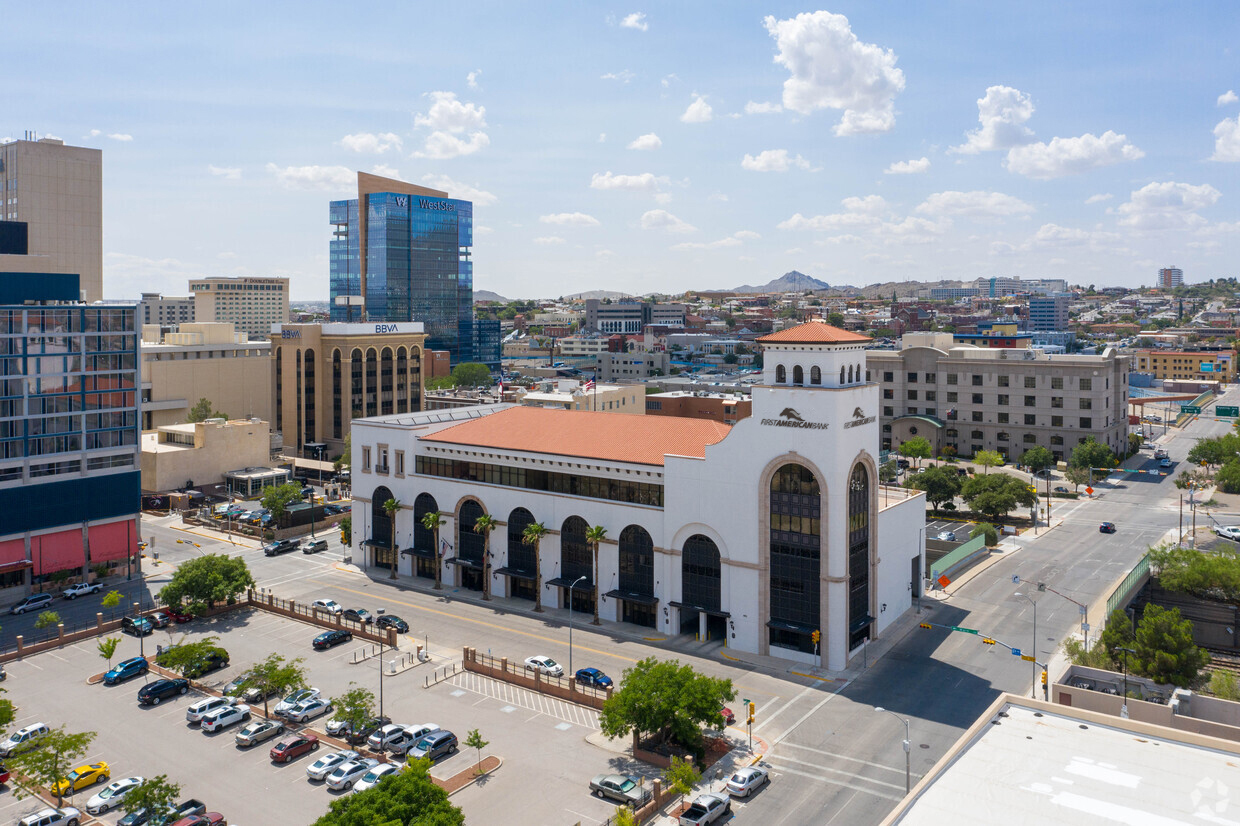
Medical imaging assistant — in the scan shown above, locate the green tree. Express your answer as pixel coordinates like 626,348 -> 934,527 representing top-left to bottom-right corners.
723,353 -> 738,364
1128,432 -> 1143,457
7,727 -> 96,806
1209,670 -> 1240,701
898,436 -> 932,469
383,498 -> 402,580
961,473 -> 1037,523
158,553 -> 255,614
612,806 -> 639,826
1062,636 -> 1116,670
424,375 -> 456,392
826,312 -> 846,327
334,434 -> 351,472
340,515 -> 352,546
312,757 -> 463,826
474,513 -> 497,600
1069,438 -> 1115,472
1148,543 -> 1240,603
421,510 -> 446,591
97,636 -> 120,669
101,590 -> 122,612
1064,465 -> 1092,492
463,728 -> 489,776
1130,604 -> 1210,687
156,637 -> 228,678
599,657 -> 736,754
34,610 -> 61,630
120,774 -> 182,822
1019,446 -> 1054,473
522,521 -> 549,613
262,482 -> 305,521
238,653 -> 308,718
973,450 -> 1004,474
186,398 -> 226,423
970,522 -> 999,546
451,362 -> 492,387
663,756 -> 701,808
1095,608 -> 1137,669
907,465 -> 962,512
879,459 -> 900,484
586,525 -> 608,626
329,684 -> 376,737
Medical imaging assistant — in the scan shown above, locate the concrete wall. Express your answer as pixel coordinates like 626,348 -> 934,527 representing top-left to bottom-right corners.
141,419 -> 272,492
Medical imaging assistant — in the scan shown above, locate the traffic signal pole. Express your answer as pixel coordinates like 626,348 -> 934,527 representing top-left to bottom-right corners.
918,621 -> 1049,701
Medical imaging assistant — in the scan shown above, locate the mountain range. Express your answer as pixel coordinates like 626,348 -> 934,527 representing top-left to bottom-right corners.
732,271 -> 832,294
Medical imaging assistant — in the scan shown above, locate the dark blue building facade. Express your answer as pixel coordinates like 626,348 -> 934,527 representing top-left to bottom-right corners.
472,316 -> 501,372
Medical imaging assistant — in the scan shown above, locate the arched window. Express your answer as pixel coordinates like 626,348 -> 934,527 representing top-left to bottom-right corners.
776,364 -> 787,383
793,365 -> 804,385
350,349 -> 364,419
682,535 -> 721,613
413,493 -> 439,552
507,507 -> 536,577
365,348 -> 378,417
380,347 -> 394,416
395,347 -> 408,413
618,525 -> 654,597
840,366 -> 846,385
560,516 -> 594,613
331,349 -> 343,439
810,366 -> 821,385
857,363 -> 863,383
371,486 -> 395,571
458,501 -> 485,565
303,348 -> 315,445
848,464 -> 872,650
769,464 -> 821,654
847,365 -> 854,384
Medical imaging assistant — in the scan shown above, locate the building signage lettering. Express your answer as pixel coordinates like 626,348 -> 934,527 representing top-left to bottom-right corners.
280,330 -> 301,339
419,199 -> 455,212
844,406 -> 876,429
395,196 -> 407,207
374,324 -> 402,334
761,407 -> 829,430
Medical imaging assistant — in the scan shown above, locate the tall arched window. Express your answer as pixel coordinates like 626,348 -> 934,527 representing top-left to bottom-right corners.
618,525 -> 654,596
682,535 -> 721,613
810,366 -> 821,385
332,349 -> 343,439
793,365 -> 804,385
380,347 -> 394,416
507,507 -> 536,577
848,464 -> 872,650
413,493 -> 439,552
856,363 -> 863,383
769,464 -> 821,654
458,501 -> 485,566
776,364 -> 787,383
365,348 -> 378,417
840,366 -> 846,385
847,365 -> 854,384
560,516 -> 594,613
395,347 -> 408,413
303,348 -> 315,445
350,349 -> 364,419
274,347 -> 283,434
371,485 -> 395,571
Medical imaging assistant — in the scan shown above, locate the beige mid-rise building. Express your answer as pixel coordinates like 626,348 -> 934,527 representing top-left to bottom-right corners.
141,418 -> 273,493
516,380 -> 644,414
189,276 -> 290,337
0,137 -> 102,301
141,323 -> 272,430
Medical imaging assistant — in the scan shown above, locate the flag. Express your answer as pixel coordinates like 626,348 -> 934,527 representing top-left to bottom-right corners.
583,379 -> 595,391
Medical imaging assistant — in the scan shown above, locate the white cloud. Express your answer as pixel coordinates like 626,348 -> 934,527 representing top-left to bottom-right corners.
671,230 -> 760,251
661,74 -> 678,88
1219,90 -> 1238,106
842,195 -> 888,215
474,225 -> 494,235
952,85 -> 1035,154
875,216 -> 950,242
602,70 -> 635,83
589,171 -> 668,191
1116,181 -> 1221,230
265,163 -> 354,190
620,12 -> 648,31
734,230 -> 761,240
598,133 -> 607,143
1212,115 -> 1240,162
763,10 -> 905,135
653,192 -> 673,205
339,132 -> 402,153
627,133 -> 662,151
777,212 -> 881,232
741,149 -> 811,172
467,70 -> 481,89
1085,193 -> 1113,204
708,193 -> 729,202
87,129 -> 101,137
208,164 -> 241,180
414,91 -> 486,133
370,164 -> 402,180
539,212 -> 600,227
640,209 -> 696,234
107,133 -> 133,142
785,247 -> 804,254
1033,223 -> 1091,245
420,174 -> 499,206
414,131 -> 490,159
744,101 -> 783,115
884,157 -> 930,174
915,190 -> 1034,218
1005,131 -> 1143,179
596,249 -> 615,257
533,236 -> 566,245
217,251 -> 237,260
681,95 -> 713,123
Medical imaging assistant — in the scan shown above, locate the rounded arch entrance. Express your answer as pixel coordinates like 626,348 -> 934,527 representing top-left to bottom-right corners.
762,459 -> 824,656
370,486 -> 396,572
557,516 -> 594,614
616,525 -> 656,628
456,500 -> 486,592
505,507 -> 538,602
678,534 -> 725,640
410,492 -> 440,581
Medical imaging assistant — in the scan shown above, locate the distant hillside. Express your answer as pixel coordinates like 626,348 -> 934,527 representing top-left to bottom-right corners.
562,290 -> 634,301
473,290 -> 510,303
733,271 -> 831,294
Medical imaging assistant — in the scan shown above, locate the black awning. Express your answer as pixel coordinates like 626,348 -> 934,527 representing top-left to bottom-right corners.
494,566 -> 536,582
765,619 -> 817,635
400,545 -> 435,559
668,601 -> 730,618
604,589 -> 659,606
444,556 -> 485,570
545,576 -> 595,592
361,539 -> 393,549
849,613 -> 875,635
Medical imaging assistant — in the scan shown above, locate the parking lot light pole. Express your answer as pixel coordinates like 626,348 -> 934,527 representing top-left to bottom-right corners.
1015,592 -> 1037,698
1114,646 -> 1136,718
567,575 -> 587,676
874,707 -> 910,795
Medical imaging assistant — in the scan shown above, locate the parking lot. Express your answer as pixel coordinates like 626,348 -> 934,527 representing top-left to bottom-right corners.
0,605 -> 765,825
925,519 -> 975,544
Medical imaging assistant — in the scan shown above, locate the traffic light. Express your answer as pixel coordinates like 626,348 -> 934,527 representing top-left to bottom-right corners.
982,638 -> 996,645
919,623 -> 932,630
747,701 -> 755,724
810,629 -> 821,645
1041,670 -> 1048,686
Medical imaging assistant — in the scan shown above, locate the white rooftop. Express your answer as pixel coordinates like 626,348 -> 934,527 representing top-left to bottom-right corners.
886,698 -> 1240,826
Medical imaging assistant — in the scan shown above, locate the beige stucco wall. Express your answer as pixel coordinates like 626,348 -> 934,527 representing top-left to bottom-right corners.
141,342 -> 272,430
141,419 -> 272,492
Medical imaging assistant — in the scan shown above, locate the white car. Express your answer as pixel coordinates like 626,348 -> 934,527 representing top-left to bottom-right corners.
17,807 -> 81,826
86,775 -> 144,814
326,758 -> 380,791
725,765 -> 770,797
352,762 -> 399,793
275,687 -> 320,717
366,723 -> 408,751
186,696 -> 235,723
388,723 -> 439,755
0,722 -> 49,756
200,702 -> 251,732
524,655 -> 563,677
312,599 -> 343,615
1214,525 -> 1240,541
307,744 -> 362,778
62,582 -> 102,599
287,698 -> 332,722
306,749 -> 359,782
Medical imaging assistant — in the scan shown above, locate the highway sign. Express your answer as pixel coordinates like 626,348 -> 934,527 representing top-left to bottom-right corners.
1010,648 -> 1022,656
1217,406 -> 1239,417
1181,405 -> 1201,414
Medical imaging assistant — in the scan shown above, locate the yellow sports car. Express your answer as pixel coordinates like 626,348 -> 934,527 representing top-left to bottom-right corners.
52,761 -> 110,795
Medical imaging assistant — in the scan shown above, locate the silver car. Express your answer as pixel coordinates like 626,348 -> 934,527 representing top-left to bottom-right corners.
306,749 -> 359,782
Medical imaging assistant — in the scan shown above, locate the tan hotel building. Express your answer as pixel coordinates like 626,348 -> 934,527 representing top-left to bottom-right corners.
190,276 -> 290,337
271,322 -> 427,457
1132,349 -> 1236,383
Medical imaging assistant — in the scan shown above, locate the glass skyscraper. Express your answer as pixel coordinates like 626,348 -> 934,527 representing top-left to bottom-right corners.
330,176 -> 474,364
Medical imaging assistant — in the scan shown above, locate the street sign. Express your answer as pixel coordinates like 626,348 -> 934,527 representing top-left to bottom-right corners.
1011,574 -> 1020,584
1020,654 -> 1036,662
937,574 -> 951,588
1085,486 -> 1094,495
1217,406 -> 1239,417
1010,648 -> 1022,656
950,626 -> 979,635
1181,405 -> 1201,414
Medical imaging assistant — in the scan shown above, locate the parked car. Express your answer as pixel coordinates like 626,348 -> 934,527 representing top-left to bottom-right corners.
352,763 -> 399,793
62,582 -> 102,599
1160,458 -> 1173,468
270,732 -> 319,763
387,723 -> 439,755
121,616 -> 154,636
235,719 -> 284,748
306,748 -> 359,781
719,707 -> 736,726
138,678 -> 190,706
275,688 -> 320,717
328,715 -> 390,746
313,629 -> 352,650
407,730 -> 457,762
725,765 -> 770,797
182,650 -> 229,679
165,606 -> 194,623
86,776 -> 145,814
52,762 -> 110,796
118,799 -> 205,826
326,758 -> 380,791
18,808 -> 82,826
574,668 -> 613,688
263,539 -> 299,557
366,723 -> 408,751
286,698 -> 333,723
1215,525 -> 1240,540
934,531 -> 959,542
10,593 -> 53,614
342,608 -> 374,624
0,722 -> 49,756
311,599 -> 343,615
200,703 -> 250,732
148,611 -> 172,628
104,656 -> 149,685
301,539 -> 328,554
524,655 -> 563,677
1099,522 -> 1117,534
0,763 -> 9,784
678,793 -> 731,825
375,615 -> 408,633
589,773 -> 652,806
168,814 -> 224,826
1054,486 -> 1070,493
186,697 -> 235,723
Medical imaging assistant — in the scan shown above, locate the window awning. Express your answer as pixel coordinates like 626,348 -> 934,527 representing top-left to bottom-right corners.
604,589 -> 659,606
849,613 -> 875,635
400,545 -> 435,559
444,556 -> 485,571
668,600 -> 730,619
0,560 -> 32,574
545,576 -> 595,592
765,619 -> 816,635
360,539 -> 393,549
494,567 -> 536,582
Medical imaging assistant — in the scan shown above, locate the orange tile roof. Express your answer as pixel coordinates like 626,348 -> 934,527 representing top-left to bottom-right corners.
420,405 -> 731,466
756,321 -> 871,344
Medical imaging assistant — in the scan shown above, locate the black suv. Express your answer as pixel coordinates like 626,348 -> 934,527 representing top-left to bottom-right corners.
137,678 -> 190,705
184,651 -> 229,679
263,539 -> 299,557
121,616 -> 154,636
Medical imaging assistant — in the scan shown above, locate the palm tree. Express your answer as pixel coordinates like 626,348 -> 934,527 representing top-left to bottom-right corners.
382,498 -> 402,580
474,513 -> 497,601
421,510 -> 446,590
585,525 -> 608,626
522,521 -> 549,613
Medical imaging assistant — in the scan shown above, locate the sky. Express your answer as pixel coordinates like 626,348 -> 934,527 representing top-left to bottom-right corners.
7,2 -> 1240,300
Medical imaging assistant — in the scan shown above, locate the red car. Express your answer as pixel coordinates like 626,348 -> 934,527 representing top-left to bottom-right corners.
720,707 -> 736,726
0,764 -> 9,784
166,606 -> 194,623
172,815 -> 225,826
270,733 -> 319,763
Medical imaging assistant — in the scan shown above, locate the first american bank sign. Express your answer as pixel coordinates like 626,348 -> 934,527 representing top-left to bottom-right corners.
760,407 -> 876,430
279,322 -> 424,339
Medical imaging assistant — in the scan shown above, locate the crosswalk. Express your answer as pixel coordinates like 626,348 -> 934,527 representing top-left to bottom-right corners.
444,670 -> 600,729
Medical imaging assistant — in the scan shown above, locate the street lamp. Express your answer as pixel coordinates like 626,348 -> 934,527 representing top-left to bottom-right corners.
567,575 -> 588,676
1113,646 -> 1136,718
1014,592 -> 1037,699
874,707 -> 911,795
